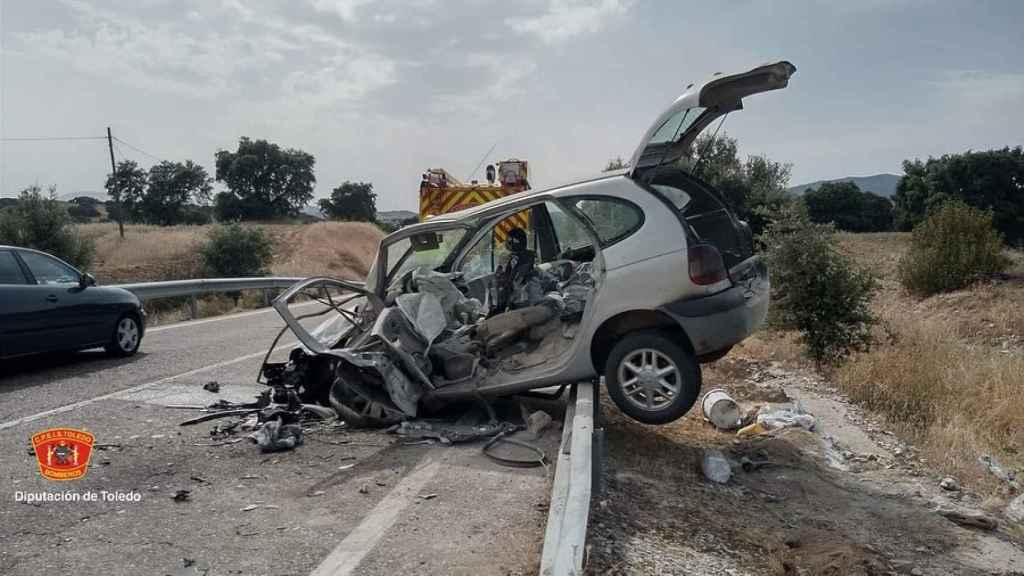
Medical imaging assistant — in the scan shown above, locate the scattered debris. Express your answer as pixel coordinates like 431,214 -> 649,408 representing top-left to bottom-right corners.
939,477 -> 960,492
526,410 -> 554,438
250,419 -> 304,453
737,403 -> 815,437
172,490 -> 191,503
419,493 -> 437,500
701,449 -> 732,484
978,454 -> 1021,491
937,507 -> 998,531
702,389 -> 741,430
202,381 -> 220,393
358,484 -> 369,494
240,504 -> 260,512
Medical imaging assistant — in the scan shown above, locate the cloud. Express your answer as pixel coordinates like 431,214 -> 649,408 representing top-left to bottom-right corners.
507,0 -> 635,44
308,0 -> 375,22
430,52 -> 538,118
15,0 -> 397,107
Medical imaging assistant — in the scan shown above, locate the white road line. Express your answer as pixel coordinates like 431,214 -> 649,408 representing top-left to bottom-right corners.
309,458 -> 442,576
0,349 -> 269,431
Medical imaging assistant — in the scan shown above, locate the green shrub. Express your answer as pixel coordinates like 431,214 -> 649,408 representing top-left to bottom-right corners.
760,204 -> 878,366
0,186 -> 95,269
898,201 -> 1009,296
200,224 -> 274,277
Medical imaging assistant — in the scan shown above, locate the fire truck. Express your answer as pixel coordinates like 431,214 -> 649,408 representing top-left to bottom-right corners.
418,159 -> 529,240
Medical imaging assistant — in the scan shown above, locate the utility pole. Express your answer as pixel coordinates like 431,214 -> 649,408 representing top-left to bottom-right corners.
106,126 -> 124,238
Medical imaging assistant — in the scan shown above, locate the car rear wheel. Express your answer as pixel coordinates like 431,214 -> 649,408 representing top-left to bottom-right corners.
106,313 -> 142,357
605,330 -> 701,425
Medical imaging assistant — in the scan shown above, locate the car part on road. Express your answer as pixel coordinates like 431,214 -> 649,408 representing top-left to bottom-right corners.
251,419 -> 304,452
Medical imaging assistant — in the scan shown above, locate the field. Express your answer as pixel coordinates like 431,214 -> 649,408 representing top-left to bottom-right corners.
78,221 -> 383,283
77,221 -> 385,323
747,232 -> 1024,493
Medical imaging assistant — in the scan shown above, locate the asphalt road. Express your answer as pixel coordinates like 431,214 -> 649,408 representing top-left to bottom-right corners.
0,306 -> 558,576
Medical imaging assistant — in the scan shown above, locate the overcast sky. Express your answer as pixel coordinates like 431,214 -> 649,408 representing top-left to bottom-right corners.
1,0 -> 1022,210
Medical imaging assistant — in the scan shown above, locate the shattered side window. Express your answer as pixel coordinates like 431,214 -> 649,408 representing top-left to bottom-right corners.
569,197 -> 644,247
546,201 -> 593,255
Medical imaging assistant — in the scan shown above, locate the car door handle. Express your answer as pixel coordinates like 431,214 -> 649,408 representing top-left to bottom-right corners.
45,294 -> 58,303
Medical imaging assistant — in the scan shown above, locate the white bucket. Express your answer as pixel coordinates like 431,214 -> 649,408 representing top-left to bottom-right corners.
702,389 -> 741,430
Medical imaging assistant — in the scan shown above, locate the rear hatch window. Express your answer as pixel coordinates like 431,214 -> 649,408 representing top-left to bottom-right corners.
645,168 -> 753,269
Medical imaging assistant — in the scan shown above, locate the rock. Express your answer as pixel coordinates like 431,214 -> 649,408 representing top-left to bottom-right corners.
203,380 -> 220,393
526,410 -> 553,439
939,477 -> 960,491
937,507 -> 998,531
172,489 -> 191,503
701,449 -> 732,484
358,484 -> 369,494
1007,494 -> 1024,524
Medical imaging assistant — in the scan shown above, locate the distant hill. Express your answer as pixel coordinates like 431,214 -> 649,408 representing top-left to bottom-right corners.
377,210 -> 418,223
788,173 -> 902,198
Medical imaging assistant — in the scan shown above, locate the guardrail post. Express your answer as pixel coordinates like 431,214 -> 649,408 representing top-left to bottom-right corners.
188,295 -> 198,319
592,379 -> 605,496
263,288 -> 272,307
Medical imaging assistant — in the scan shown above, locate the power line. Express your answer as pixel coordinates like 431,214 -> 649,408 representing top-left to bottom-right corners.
113,136 -> 168,164
1,135 -> 107,142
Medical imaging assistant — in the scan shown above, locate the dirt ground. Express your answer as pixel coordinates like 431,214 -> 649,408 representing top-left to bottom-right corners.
586,347 -> 1024,576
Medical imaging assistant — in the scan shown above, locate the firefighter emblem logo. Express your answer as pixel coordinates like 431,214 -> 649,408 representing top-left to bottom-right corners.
31,428 -> 95,481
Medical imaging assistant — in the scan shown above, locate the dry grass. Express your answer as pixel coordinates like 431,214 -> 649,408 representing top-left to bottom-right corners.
79,221 -> 385,283
77,221 -> 386,326
80,223 -> 208,282
770,232 -> 1024,492
269,221 -> 382,280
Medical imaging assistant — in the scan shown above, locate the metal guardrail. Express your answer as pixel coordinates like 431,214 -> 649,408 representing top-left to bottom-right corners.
541,382 -> 602,575
111,277 -> 305,300
110,277 -> 305,318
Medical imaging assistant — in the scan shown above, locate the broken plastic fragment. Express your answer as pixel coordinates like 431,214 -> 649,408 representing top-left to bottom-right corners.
250,420 -> 304,453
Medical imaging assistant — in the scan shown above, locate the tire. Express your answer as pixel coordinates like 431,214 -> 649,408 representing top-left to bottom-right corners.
605,330 -> 701,425
105,313 -> 142,357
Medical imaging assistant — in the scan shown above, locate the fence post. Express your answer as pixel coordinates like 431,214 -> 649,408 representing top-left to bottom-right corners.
188,295 -> 198,319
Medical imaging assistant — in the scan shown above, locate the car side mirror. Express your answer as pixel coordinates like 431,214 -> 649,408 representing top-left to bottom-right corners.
80,273 -> 96,288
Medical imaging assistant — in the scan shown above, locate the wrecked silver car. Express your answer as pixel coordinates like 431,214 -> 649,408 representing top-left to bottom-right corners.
261,61 -> 793,426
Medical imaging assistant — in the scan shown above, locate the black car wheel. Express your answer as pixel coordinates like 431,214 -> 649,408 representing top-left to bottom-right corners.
605,330 -> 701,425
106,313 -> 142,357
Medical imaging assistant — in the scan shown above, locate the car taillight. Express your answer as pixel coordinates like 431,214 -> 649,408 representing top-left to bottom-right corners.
688,244 -> 727,285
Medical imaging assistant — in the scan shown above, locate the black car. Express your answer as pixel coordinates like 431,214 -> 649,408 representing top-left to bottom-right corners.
0,246 -> 145,359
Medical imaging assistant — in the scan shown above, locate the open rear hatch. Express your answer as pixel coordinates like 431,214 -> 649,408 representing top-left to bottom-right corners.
628,61 -> 795,272
629,61 -> 796,175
